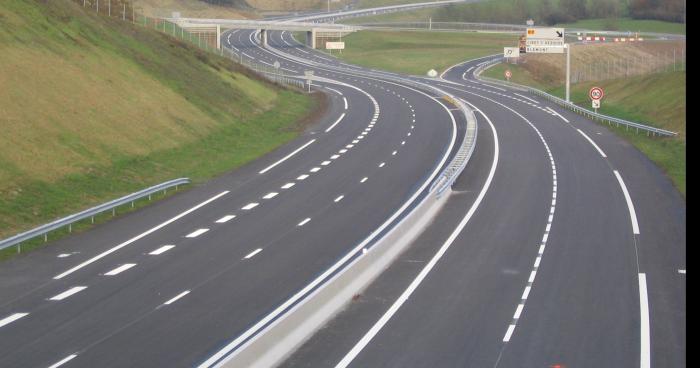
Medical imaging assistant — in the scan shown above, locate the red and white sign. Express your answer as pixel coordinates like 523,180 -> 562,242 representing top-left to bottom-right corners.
505,70 -> 512,80
589,86 -> 604,100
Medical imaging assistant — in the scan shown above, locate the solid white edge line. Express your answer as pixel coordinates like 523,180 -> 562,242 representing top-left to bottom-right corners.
49,286 -> 87,301
577,129 -> 608,157
639,273 -> 651,368
514,92 -> 539,104
149,245 -> 175,255
164,290 -> 190,305
54,191 -> 229,279
104,263 -> 137,276
47,354 -> 78,368
325,113 -> 347,133
546,107 -> 570,123
244,248 -> 263,259
614,171 -> 641,234
0,313 -> 29,328
335,104 -> 498,368
258,139 -> 316,174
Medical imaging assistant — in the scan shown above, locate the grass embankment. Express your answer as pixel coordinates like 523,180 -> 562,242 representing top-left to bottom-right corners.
0,0 -> 318,253
483,63 -> 685,197
327,31 -> 518,75
556,18 -> 686,35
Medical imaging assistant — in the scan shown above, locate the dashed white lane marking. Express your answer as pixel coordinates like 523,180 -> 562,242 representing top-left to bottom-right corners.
149,245 -> 175,255
216,215 -> 236,223
297,174 -> 309,181
0,313 -> 29,328
678,269 -> 686,274
244,248 -> 263,259
49,286 -> 87,301
392,151 -> 397,156
310,167 -> 321,173
54,191 -> 229,280
164,290 -> 190,305
360,177 -> 368,183
47,354 -> 78,368
334,195 -> 345,203
514,93 -> 539,104
378,162 -> 386,168
242,203 -> 259,210
57,253 -> 72,258
614,171 -> 641,235
503,324 -> 516,342
639,273 -> 651,368
321,160 -> 332,166
577,129 -> 608,157
546,107 -> 570,123
513,304 -> 524,319
343,97 -> 348,109
298,218 -> 311,227
258,139 -> 316,174
401,141 -> 405,145
325,113 -> 346,133
281,182 -> 295,189
339,149 -> 348,154
263,192 -> 278,199
325,87 -> 343,95
346,144 -> 354,148
104,263 -> 137,276
330,155 -> 340,160
186,228 -> 209,238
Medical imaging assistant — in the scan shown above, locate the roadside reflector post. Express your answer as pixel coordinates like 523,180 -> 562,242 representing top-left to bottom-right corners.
565,43 -> 571,102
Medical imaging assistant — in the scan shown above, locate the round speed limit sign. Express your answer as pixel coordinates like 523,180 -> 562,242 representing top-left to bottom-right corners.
589,86 -> 604,100
505,70 -> 512,79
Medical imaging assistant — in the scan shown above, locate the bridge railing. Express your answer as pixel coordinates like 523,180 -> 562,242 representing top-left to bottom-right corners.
473,58 -> 678,137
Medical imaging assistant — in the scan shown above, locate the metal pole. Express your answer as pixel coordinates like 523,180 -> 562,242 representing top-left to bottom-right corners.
96,0 -> 99,13
565,43 -> 571,102
108,0 -> 111,17
123,3 -> 126,20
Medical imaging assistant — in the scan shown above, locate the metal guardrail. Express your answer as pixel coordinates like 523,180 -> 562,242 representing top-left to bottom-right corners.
0,178 -> 191,253
356,21 -> 525,33
473,58 -> 678,137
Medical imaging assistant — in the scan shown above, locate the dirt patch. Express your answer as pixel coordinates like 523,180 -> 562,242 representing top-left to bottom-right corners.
289,90 -> 330,133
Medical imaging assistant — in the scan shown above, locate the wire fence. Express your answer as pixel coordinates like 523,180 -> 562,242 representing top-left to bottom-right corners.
71,0 -> 305,90
569,48 -> 686,83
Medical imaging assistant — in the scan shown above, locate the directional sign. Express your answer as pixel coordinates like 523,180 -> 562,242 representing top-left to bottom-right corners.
525,45 -> 565,53
326,41 -> 345,50
589,86 -> 604,100
504,47 -> 520,58
525,27 -> 565,53
526,27 -> 565,40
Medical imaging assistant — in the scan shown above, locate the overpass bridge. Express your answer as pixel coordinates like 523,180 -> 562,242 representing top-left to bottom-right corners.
170,19 -> 358,49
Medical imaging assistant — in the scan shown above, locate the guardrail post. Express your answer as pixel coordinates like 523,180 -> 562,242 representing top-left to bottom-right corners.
112,208 -> 116,216
69,224 -> 72,233
17,244 -> 20,254
44,234 -> 47,242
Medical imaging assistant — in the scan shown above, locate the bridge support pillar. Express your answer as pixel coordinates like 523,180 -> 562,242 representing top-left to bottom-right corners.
306,29 -> 317,49
260,29 -> 268,47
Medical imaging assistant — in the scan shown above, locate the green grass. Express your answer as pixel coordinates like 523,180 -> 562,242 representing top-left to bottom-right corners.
0,0 -> 317,249
556,18 -> 686,35
329,30 -> 518,75
483,63 -> 685,197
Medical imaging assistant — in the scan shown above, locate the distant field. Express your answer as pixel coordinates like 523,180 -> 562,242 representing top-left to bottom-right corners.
483,63 -> 685,197
133,0 -> 254,18
329,30 -> 518,75
556,18 -> 686,35
0,0 -> 316,244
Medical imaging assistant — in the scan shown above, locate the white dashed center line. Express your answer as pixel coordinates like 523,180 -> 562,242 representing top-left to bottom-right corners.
298,218 -> 311,227
242,203 -> 259,210
104,263 -> 137,276
263,192 -> 279,199
149,245 -> 175,255
49,286 -> 87,301
244,248 -> 263,259
0,313 -> 29,328
216,215 -> 236,223
164,290 -> 190,305
186,228 -> 209,238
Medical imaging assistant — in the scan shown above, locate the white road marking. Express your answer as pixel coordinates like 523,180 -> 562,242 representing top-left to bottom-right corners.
149,245 -> 175,255
514,93 -> 539,104
186,228 -> 209,238
546,107 -> 570,123
678,269 -> 686,274
281,183 -> 295,189
57,253 -> 72,258
639,273 -> 651,368
54,191 -> 229,279
503,324 -> 516,342
216,215 -> 236,224
50,286 -> 87,301
325,113 -> 346,133
334,195 -> 344,203
513,304 -> 524,319
392,151 -> 397,156
258,139 -> 316,174
360,177 -> 368,183
576,129 -> 607,157
339,149 -> 348,154
164,290 -> 190,305
378,162 -> 385,168
242,203 -> 259,210
614,171 -> 640,234
335,104 -> 497,368
298,218 -> 311,227
346,144 -> 354,148
263,192 -> 278,199
0,313 -> 28,328
297,174 -> 309,181
310,167 -> 321,173
521,286 -> 531,300
244,248 -> 263,259
330,155 -> 340,160
321,161 -> 331,166
325,87 -> 343,96
343,97 -> 348,109
47,354 -> 78,368
104,263 -> 136,276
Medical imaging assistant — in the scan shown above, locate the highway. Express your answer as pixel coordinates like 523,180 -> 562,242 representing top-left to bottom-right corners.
0,13 -> 465,368
259,34 -> 686,367
0,5 -> 685,368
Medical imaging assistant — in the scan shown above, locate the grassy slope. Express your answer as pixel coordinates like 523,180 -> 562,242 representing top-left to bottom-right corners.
331,30 -> 518,75
556,18 -> 686,35
0,0 -> 315,241
483,63 -> 685,196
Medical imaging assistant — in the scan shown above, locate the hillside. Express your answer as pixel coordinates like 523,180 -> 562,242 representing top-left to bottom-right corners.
0,0 -> 317,241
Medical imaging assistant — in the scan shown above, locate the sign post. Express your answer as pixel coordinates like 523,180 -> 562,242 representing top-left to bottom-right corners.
566,43 -> 571,102
305,70 -> 314,93
589,86 -> 604,113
